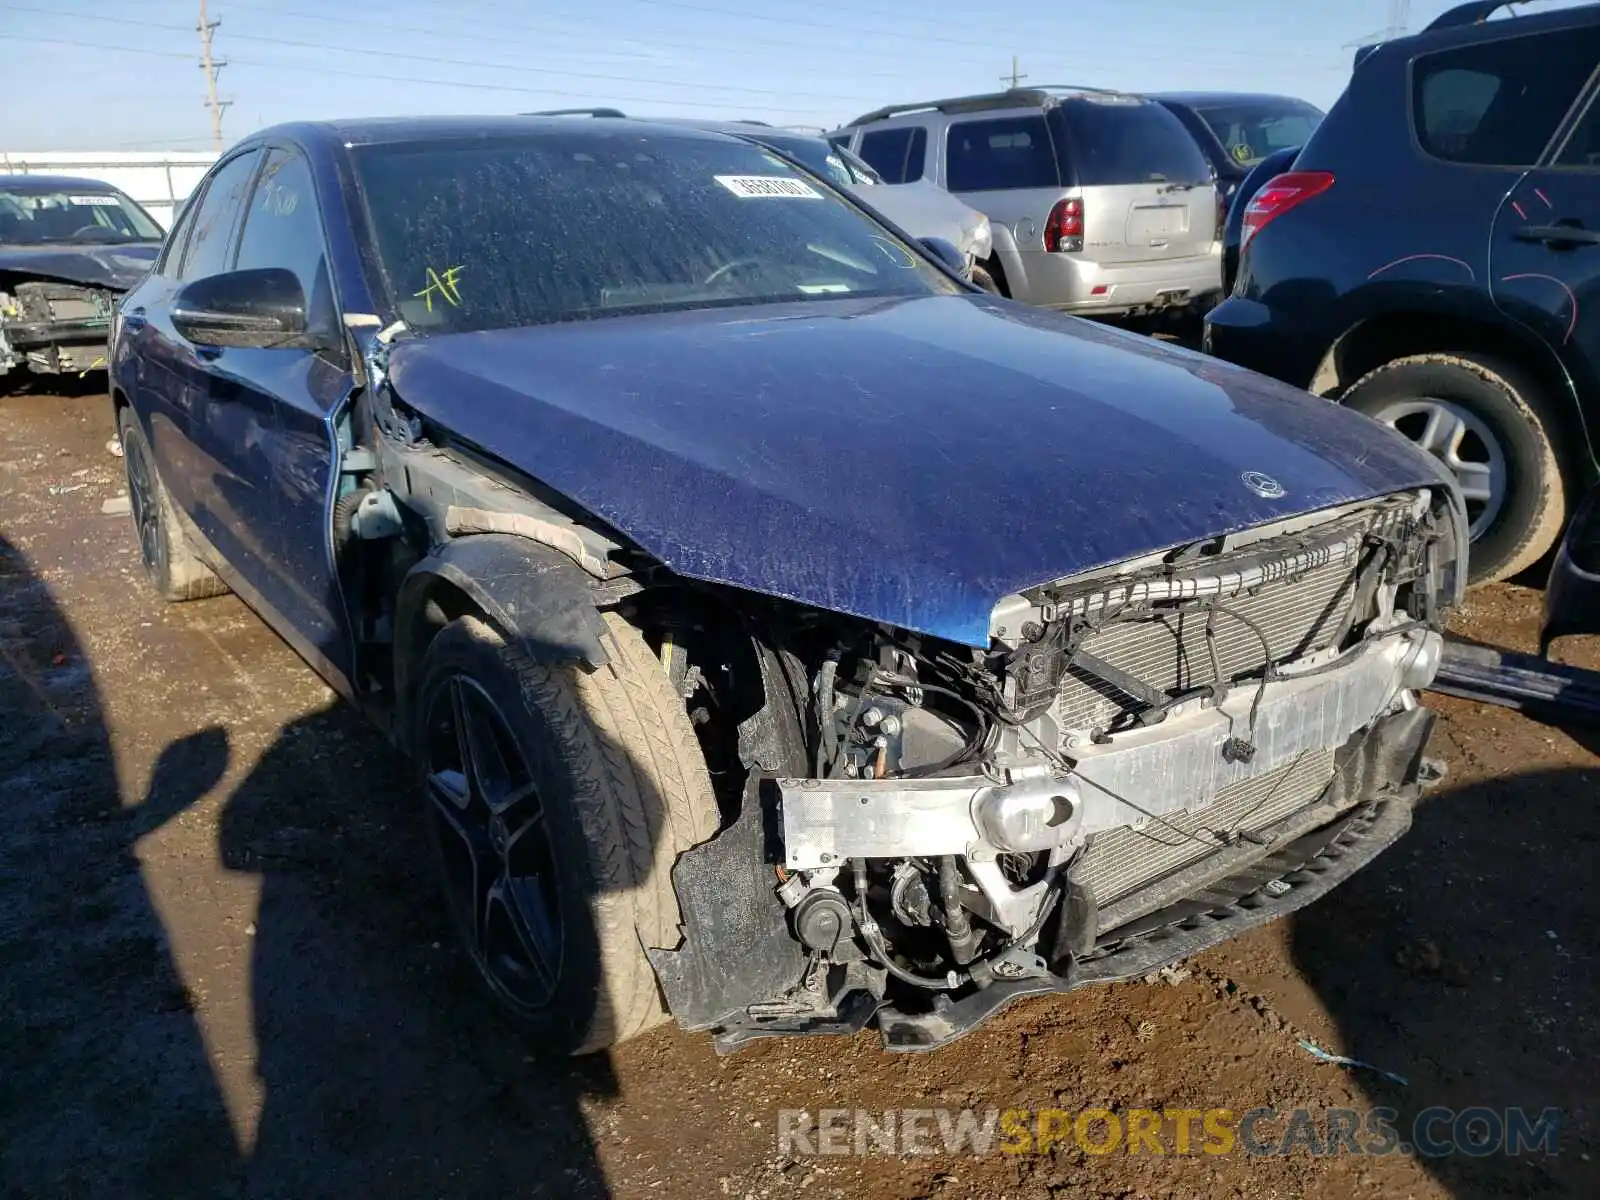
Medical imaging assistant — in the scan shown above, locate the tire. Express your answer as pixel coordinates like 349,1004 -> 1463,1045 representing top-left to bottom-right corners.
970,265 -> 1000,295
118,406 -> 230,602
412,612 -> 718,1054
1341,352 -> 1567,584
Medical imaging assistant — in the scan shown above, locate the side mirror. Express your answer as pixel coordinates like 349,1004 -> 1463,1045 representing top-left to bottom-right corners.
918,236 -> 968,278
171,267 -> 313,349
1541,484 -> 1600,653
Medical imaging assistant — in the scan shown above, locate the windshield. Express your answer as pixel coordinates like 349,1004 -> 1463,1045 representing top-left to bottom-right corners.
836,146 -> 884,185
1194,102 -> 1324,168
0,187 -> 163,244
759,135 -> 882,187
756,134 -> 854,187
353,131 -> 959,333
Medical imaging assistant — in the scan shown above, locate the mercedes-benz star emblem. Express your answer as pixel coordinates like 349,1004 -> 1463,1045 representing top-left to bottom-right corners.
1241,471 -> 1287,499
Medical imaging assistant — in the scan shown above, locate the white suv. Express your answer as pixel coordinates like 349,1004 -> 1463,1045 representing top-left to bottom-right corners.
831,86 -> 1223,316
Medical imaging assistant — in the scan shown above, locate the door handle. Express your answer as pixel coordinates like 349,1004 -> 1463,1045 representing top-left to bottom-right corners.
1514,222 -> 1600,249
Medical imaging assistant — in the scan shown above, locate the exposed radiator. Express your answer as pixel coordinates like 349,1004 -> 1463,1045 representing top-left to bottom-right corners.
1076,747 -> 1338,914
1052,540 -> 1366,735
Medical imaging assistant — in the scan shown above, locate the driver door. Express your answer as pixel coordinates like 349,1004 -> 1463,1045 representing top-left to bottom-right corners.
212,146 -> 356,684
134,148 -> 283,596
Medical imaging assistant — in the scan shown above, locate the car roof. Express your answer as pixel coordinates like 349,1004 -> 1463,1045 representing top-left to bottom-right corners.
1150,92 -> 1322,111
1351,0 -> 1600,69
1423,0 -> 1600,34
632,118 -> 821,145
251,114 -> 748,153
844,85 -> 1144,127
0,174 -> 125,192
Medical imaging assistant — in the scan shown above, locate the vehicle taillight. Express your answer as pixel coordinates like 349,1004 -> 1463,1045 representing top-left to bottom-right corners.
1240,171 -> 1334,249
1044,197 -> 1084,253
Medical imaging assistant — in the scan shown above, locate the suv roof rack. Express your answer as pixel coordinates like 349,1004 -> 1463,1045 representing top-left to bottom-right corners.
847,83 -> 1129,127
523,107 -> 627,118
1426,1 -> 1560,31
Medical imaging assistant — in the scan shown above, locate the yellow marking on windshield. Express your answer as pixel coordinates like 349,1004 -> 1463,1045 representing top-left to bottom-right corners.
415,265 -> 466,312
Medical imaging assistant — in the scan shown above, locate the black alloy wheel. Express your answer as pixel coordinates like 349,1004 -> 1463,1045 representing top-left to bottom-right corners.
423,673 -> 565,1015
122,421 -> 168,583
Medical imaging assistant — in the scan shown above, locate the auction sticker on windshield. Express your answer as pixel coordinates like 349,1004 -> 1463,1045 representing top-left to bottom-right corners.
714,175 -> 822,199
69,195 -> 121,206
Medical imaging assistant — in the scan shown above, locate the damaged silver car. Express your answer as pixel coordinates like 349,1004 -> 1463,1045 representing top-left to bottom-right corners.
0,175 -> 163,382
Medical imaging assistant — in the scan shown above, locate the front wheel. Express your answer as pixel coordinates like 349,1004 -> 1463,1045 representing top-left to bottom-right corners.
412,613 -> 718,1054
1341,352 -> 1568,584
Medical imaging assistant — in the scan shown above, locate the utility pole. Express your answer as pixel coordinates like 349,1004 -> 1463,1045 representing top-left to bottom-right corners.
1345,0 -> 1411,47
1001,55 -> 1027,89
1385,0 -> 1412,40
197,0 -> 231,152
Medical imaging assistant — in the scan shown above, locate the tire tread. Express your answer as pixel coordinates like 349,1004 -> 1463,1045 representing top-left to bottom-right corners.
1344,351 -> 1567,583
464,613 -> 716,1052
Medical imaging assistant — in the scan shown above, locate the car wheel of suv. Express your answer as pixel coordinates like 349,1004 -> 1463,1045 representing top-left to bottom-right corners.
1341,353 -> 1567,584
118,406 -> 230,602
412,612 -> 718,1054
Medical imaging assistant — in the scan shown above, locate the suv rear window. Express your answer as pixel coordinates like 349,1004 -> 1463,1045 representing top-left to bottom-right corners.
1051,100 -> 1212,186
1413,28 -> 1600,166
945,116 -> 1059,192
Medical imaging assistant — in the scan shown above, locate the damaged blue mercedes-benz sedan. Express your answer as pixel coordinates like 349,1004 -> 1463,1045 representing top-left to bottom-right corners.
110,116 -> 1467,1054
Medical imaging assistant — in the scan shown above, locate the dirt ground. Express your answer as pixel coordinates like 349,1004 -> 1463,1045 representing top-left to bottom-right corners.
2,385 -> 1596,1199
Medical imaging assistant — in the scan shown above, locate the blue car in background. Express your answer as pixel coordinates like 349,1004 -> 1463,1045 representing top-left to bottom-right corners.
111,115 -> 1466,1055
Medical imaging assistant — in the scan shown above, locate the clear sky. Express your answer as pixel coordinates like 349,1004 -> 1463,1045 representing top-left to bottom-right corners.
0,0 -> 1584,151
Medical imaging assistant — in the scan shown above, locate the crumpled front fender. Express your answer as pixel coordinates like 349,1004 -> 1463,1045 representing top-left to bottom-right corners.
393,533 -> 610,733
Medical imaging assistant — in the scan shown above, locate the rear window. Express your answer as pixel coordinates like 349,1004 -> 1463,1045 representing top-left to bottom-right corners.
856,127 -> 928,183
1192,102 -> 1323,168
945,116 -> 1060,192
1051,100 -> 1212,185
1413,28 -> 1600,166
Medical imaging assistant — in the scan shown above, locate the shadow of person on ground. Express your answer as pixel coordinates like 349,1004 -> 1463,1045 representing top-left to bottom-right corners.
215,699 -> 624,1198
1291,762 -> 1600,1195
0,534 -> 241,1194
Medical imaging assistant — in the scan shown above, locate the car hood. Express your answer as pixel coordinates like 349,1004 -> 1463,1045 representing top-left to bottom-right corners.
387,295 -> 1447,647
0,242 -> 160,290
844,181 -> 988,256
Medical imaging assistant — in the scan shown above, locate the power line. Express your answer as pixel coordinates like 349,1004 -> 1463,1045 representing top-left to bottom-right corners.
401,0 -> 1346,63
0,32 -> 196,60
219,0 -> 981,83
0,33 -> 847,120
0,4 -> 915,103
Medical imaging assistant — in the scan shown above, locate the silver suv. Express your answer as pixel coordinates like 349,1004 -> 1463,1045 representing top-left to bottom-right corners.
831,86 -> 1223,316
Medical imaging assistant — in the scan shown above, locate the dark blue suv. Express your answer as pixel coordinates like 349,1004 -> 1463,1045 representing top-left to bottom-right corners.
110,115 -> 1462,1055
1206,1 -> 1600,584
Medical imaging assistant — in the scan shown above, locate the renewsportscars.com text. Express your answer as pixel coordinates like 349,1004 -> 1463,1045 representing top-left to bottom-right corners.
776,1106 -> 1561,1159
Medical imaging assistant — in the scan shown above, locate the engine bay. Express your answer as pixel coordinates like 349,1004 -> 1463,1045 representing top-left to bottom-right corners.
0,279 -> 116,376
645,487 -> 1460,1049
